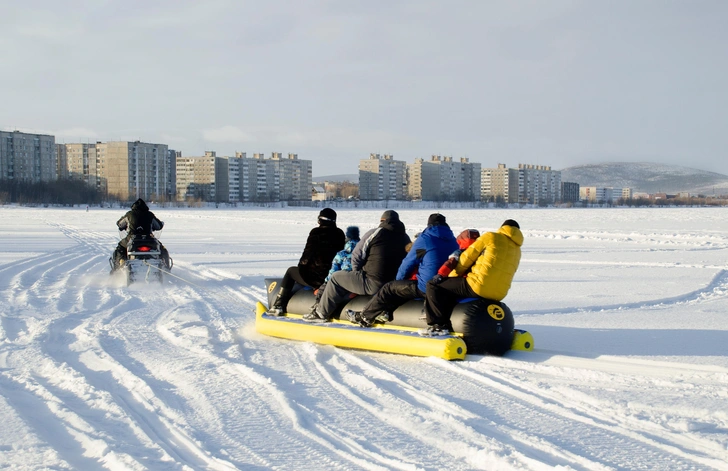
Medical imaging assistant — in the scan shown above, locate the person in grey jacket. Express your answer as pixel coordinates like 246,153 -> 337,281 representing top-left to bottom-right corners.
303,210 -> 411,322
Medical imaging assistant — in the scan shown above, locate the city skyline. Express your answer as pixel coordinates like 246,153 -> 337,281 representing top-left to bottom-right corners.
2,1 -> 726,176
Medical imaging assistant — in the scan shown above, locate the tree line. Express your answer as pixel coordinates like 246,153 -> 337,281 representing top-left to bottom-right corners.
0,179 -> 106,205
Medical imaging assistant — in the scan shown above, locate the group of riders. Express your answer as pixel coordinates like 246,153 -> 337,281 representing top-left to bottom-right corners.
267,208 -> 523,337
108,202 -> 523,337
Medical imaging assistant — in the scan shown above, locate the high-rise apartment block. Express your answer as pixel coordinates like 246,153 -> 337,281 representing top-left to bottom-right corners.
518,164 -> 561,204
176,151 -> 309,203
481,164 -> 520,203
482,163 -> 561,204
408,155 -> 481,201
269,152 -> 312,201
176,151 -> 229,202
57,143 -> 99,188
88,141 -> 171,201
359,154 -> 407,201
0,130 -> 56,183
56,141 -> 173,201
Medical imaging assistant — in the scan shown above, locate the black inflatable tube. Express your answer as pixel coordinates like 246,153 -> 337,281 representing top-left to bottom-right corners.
265,279 -> 514,356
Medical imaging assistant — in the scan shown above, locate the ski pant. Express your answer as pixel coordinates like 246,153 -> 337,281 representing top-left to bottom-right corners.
360,279 -> 424,323
280,266 -> 317,292
316,270 -> 386,320
424,277 -> 479,330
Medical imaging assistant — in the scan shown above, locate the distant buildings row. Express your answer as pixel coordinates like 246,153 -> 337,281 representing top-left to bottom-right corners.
4,129 -> 658,204
0,130 -> 311,202
361,154 -> 565,204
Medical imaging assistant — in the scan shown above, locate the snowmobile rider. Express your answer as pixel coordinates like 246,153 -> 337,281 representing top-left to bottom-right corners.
111,198 -> 171,273
303,210 -> 411,322
267,208 -> 345,316
421,219 -> 523,336
347,213 -> 458,327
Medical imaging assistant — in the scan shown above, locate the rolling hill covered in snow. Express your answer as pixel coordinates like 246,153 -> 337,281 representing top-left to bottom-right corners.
560,162 -> 728,195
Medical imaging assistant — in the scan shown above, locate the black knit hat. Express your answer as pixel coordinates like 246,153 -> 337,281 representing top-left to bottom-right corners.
502,219 -> 520,229
345,226 -> 360,240
318,207 -> 337,222
427,213 -> 446,226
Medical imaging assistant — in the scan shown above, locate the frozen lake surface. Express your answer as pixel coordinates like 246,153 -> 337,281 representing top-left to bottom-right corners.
1,206 -> 727,470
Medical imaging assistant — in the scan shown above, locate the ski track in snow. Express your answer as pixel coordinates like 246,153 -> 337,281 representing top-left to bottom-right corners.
1,207 -> 728,470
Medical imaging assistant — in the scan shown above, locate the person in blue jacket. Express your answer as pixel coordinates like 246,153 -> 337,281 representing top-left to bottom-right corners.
347,213 -> 458,327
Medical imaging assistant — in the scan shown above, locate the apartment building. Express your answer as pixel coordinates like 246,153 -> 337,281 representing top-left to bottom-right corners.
56,143 -> 99,188
0,130 -> 56,183
481,164 -> 520,203
243,153 -> 278,202
579,186 -> 613,203
481,163 -> 562,204
269,152 -> 312,201
561,182 -> 580,203
359,153 -> 407,200
408,155 -> 481,201
94,141 -> 170,201
176,151 -> 229,202
518,164 -> 562,204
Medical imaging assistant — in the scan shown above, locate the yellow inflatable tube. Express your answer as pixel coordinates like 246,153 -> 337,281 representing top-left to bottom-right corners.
256,302 -> 467,360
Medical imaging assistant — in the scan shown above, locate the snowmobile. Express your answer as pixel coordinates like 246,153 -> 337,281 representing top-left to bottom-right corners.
110,233 -> 172,285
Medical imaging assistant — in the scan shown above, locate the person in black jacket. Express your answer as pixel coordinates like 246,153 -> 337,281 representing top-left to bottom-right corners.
110,198 -> 171,273
303,210 -> 411,322
267,208 -> 345,316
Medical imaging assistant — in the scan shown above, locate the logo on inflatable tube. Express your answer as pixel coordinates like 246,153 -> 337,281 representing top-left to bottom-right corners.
487,304 -> 505,321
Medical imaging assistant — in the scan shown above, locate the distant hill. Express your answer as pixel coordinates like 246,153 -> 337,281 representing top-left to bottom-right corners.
313,173 -> 358,183
560,162 -> 728,195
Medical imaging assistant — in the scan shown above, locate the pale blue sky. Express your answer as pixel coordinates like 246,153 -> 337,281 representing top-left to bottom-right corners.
1,0 -> 726,175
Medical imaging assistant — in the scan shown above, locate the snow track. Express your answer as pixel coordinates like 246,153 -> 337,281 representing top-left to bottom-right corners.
1,207 -> 728,470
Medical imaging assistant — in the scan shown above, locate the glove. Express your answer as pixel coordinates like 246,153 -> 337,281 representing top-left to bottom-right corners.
430,274 -> 445,285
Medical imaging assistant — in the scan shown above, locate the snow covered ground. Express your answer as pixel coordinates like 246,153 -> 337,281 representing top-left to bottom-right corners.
1,206 -> 727,470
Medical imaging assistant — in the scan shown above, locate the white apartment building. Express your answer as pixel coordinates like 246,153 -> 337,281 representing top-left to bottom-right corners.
359,154 -> 407,200
0,130 -> 56,183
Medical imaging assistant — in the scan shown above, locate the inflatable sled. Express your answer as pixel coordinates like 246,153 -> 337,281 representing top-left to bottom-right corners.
256,278 -> 534,360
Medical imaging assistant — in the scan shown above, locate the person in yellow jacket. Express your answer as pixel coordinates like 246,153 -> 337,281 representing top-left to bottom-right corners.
421,219 -> 523,336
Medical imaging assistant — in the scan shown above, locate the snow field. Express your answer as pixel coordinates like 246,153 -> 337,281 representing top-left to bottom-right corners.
0,206 -> 727,470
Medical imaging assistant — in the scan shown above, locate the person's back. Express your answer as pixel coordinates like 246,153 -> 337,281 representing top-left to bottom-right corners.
354,210 -> 410,284
118,199 -> 163,236
453,223 -> 523,301
297,212 -> 346,288
396,215 -> 458,293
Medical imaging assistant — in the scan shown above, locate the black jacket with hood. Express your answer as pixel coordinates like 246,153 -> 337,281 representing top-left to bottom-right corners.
117,199 -> 164,240
298,220 -> 346,288
351,210 -> 411,284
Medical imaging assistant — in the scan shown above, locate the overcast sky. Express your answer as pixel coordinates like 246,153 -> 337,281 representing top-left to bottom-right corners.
2,0 -> 726,176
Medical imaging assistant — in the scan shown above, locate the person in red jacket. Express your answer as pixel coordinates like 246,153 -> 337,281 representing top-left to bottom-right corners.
431,229 -> 480,283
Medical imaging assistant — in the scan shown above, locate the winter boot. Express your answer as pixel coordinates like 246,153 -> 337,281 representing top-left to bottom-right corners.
267,287 -> 291,316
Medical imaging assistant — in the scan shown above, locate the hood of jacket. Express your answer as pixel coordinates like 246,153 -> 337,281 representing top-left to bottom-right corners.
498,224 -> 524,247
131,198 -> 149,212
